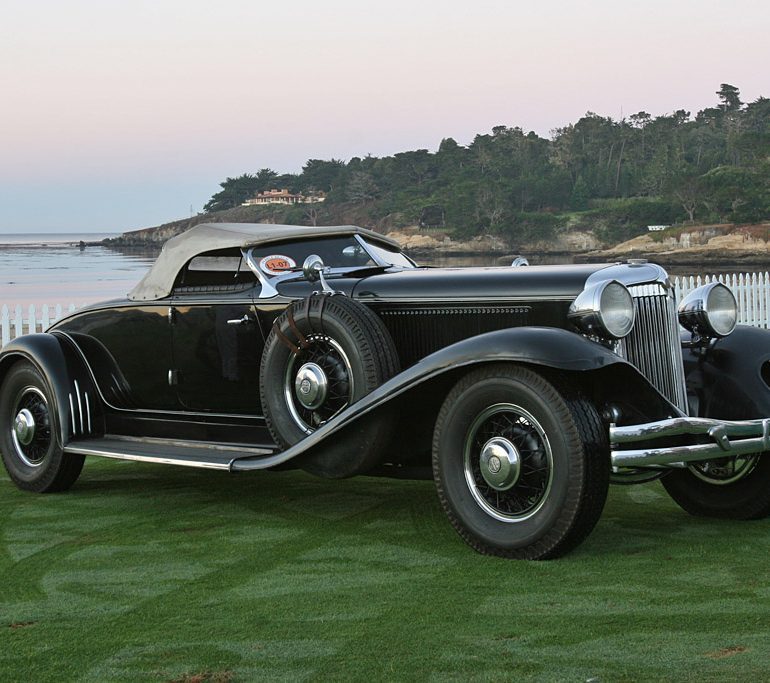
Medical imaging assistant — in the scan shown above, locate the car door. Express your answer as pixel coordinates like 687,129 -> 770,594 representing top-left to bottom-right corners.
169,251 -> 266,415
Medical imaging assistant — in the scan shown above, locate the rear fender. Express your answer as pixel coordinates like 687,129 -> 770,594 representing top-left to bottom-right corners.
0,333 -> 103,446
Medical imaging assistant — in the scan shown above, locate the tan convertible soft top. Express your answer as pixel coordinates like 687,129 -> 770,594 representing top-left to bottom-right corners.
128,223 -> 400,301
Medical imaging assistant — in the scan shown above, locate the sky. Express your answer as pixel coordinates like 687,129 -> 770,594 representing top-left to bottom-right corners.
1,0 -> 768,233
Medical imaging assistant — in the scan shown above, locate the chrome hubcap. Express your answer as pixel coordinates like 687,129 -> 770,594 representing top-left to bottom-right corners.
284,335 -> 354,434
464,403 -> 553,523
10,386 -> 51,467
294,362 -> 328,410
14,408 -> 36,446
479,437 -> 521,490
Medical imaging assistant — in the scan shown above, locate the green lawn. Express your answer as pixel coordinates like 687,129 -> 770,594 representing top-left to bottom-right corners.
1,459 -> 769,682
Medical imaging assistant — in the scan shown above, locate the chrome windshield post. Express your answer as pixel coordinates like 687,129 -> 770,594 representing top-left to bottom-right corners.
244,248 -> 278,299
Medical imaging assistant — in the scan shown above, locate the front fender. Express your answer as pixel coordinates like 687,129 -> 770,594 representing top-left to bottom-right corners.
683,325 -> 770,419
0,333 -> 102,445
233,326 -> 663,471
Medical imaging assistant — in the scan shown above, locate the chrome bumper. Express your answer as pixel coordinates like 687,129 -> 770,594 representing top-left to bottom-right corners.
610,417 -> 770,468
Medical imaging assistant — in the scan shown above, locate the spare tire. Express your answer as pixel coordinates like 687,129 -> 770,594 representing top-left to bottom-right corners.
260,295 -> 400,478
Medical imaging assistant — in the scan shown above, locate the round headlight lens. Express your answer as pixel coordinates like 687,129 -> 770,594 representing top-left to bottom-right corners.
678,281 -> 737,338
569,280 -> 635,340
706,283 -> 737,336
599,282 -> 635,338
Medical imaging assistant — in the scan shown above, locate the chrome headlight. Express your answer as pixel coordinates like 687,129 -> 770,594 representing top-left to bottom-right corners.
678,282 -> 737,338
568,280 -> 635,339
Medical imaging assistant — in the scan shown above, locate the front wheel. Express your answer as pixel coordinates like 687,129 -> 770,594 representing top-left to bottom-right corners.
432,365 -> 609,560
0,361 -> 84,492
661,454 -> 770,519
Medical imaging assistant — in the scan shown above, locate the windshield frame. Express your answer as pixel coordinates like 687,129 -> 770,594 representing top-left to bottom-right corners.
244,234 -> 416,299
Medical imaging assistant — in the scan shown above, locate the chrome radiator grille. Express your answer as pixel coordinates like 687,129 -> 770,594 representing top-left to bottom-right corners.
618,284 -> 688,414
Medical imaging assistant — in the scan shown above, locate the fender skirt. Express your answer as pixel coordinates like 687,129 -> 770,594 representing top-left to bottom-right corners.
0,333 -> 102,446
231,326 -> 661,471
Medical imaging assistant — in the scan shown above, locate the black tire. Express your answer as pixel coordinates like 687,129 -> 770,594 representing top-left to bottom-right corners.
260,295 -> 399,478
432,364 -> 609,560
0,361 -> 84,493
661,455 -> 770,519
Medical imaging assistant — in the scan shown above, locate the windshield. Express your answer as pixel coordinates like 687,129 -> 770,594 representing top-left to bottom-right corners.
246,235 -> 415,277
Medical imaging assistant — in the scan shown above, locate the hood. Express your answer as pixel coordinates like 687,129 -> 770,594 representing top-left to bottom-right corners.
353,264 -> 615,302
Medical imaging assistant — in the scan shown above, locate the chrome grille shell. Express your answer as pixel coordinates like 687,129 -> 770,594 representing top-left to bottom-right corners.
618,283 -> 688,415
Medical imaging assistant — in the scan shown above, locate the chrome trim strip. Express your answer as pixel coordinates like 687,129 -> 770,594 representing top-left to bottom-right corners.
85,392 -> 91,433
357,296 -> 575,304
63,445 -> 233,470
610,417 -> 770,468
74,380 -> 84,434
68,394 -> 76,434
106,434 -> 273,454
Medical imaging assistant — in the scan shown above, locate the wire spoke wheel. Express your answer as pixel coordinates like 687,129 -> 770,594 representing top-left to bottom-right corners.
464,403 -> 553,522
688,455 -> 759,486
0,361 -> 85,492
662,450 -> 770,520
433,364 -> 609,560
284,335 -> 354,433
10,386 -> 53,467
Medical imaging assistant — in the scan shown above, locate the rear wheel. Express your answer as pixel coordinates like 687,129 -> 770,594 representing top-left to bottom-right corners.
432,364 -> 609,560
661,454 -> 770,519
0,361 -> 84,492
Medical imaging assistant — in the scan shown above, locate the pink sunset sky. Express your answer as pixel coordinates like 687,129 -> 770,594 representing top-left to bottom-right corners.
1,0 -> 768,233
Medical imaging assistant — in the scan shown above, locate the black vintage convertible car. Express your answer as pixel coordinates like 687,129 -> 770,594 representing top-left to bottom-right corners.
2,223 -> 770,559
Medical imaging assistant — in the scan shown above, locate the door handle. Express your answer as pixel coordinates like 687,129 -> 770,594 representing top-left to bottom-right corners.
226,314 -> 253,326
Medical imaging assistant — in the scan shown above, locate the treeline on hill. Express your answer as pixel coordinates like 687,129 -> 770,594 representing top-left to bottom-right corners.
204,85 -> 770,246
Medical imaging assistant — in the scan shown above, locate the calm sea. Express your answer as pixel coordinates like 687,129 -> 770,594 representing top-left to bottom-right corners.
0,233 -> 158,307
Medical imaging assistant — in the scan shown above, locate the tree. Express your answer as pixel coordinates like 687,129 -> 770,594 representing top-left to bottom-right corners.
300,159 -> 345,193
717,84 -> 742,113
346,171 -> 379,203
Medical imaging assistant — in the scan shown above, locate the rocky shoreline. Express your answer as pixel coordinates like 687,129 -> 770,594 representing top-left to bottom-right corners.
105,217 -> 770,267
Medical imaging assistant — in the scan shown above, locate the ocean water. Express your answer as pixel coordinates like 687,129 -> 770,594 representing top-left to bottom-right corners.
0,233 -> 157,307
0,232 -> 118,245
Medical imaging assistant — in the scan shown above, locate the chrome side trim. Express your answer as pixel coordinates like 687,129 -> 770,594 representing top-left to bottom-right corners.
68,393 -> 76,434
610,417 -> 770,468
74,380 -> 84,434
63,444 -> 233,470
85,392 -> 92,433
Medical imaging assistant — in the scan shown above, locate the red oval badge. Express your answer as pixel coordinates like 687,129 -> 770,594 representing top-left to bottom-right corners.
259,254 -> 296,275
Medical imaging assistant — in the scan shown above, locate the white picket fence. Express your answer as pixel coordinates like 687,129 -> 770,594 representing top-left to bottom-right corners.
672,272 -> 770,329
1,272 -> 770,348
1,303 -> 77,347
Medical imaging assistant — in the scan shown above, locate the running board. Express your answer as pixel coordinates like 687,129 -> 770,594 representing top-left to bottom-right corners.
64,435 -> 277,470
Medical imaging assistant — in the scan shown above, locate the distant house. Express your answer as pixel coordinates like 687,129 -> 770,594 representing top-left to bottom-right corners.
242,189 -> 326,206
647,225 -> 670,232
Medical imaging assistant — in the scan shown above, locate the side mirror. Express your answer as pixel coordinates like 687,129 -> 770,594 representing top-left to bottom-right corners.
342,245 -> 365,259
302,254 -> 325,282
302,254 -> 335,294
